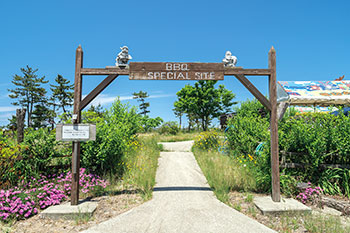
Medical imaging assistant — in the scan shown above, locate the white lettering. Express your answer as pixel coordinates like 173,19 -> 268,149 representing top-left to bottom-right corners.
195,72 -> 201,79
178,72 -> 185,79
161,72 -> 166,79
181,64 -> 189,71
209,72 -> 215,79
147,72 -> 154,79
173,63 -> 180,71
166,63 -> 172,71
154,72 -> 160,79
167,72 -> 173,79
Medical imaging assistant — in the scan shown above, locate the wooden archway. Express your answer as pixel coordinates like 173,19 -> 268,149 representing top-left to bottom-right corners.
71,46 -> 280,205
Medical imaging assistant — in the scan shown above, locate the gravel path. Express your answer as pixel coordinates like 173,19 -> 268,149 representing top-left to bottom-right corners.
83,141 -> 275,233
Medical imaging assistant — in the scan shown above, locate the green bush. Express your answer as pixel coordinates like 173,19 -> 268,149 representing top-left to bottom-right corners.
226,115 -> 269,155
226,100 -> 350,196
139,116 -> 163,132
194,131 -> 220,150
81,100 -> 140,175
158,121 -> 179,135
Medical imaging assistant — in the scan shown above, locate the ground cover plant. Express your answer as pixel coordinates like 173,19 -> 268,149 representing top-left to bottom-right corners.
0,168 -> 108,221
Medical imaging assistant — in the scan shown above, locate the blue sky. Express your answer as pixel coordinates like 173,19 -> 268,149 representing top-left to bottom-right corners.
0,0 -> 349,126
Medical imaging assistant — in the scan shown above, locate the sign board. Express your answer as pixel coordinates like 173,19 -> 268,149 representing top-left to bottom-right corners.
129,62 -> 224,80
56,124 -> 96,141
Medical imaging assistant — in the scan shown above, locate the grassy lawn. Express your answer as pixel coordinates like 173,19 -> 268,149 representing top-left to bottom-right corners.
193,148 -> 350,233
151,131 -> 202,142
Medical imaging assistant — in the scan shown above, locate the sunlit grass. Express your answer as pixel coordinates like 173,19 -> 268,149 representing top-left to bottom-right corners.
192,148 -> 256,203
122,136 -> 160,200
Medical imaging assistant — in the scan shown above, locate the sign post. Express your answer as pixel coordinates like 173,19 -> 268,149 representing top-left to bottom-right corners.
73,45 -> 281,202
56,124 -> 96,205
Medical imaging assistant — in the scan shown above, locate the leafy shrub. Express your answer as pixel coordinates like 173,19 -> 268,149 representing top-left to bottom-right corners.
0,128 -> 61,188
194,131 -> 220,150
226,114 -> 269,155
158,121 -> 179,135
81,100 -> 140,175
139,116 -> 163,132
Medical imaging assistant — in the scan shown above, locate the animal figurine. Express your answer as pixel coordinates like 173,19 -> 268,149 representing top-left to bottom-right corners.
222,51 -> 237,67
116,46 -> 132,67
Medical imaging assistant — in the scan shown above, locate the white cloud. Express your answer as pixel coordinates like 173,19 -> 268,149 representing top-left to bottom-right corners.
0,113 -> 14,119
83,93 -> 174,107
0,106 -> 17,112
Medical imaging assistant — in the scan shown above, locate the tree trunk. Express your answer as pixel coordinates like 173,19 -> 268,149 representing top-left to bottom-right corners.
16,109 -> 26,143
321,196 -> 350,215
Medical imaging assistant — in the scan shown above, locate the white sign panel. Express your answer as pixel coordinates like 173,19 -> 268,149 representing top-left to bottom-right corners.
56,124 -> 96,141
62,125 -> 90,140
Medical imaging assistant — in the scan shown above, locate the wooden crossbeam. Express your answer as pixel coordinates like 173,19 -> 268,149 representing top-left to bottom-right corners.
79,74 -> 118,111
234,74 -> 272,111
80,67 -> 271,76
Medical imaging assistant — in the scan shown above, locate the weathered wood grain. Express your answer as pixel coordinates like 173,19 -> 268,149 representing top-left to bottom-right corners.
71,45 -> 83,206
269,46 -> 281,202
129,62 -> 224,80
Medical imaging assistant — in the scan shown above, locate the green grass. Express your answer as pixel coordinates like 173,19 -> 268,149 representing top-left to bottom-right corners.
192,148 -> 256,203
303,214 -> 350,233
122,136 -> 161,200
155,131 -> 202,142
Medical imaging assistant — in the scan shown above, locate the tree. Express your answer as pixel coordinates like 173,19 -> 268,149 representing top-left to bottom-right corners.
173,101 -> 183,129
174,80 -> 237,131
8,66 -> 48,127
31,103 -> 53,129
50,74 -> 74,114
132,91 -> 150,116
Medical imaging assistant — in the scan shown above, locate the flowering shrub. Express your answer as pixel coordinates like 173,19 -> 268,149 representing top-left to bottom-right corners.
194,131 -> 219,150
0,168 -> 108,221
296,186 -> 323,205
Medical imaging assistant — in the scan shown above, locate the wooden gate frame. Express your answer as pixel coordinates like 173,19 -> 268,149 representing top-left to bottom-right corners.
71,45 -> 280,205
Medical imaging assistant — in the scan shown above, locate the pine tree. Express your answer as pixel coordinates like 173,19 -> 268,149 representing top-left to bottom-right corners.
50,74 -> 74,114
132,91 -> 150,116
8,66 -> 48,127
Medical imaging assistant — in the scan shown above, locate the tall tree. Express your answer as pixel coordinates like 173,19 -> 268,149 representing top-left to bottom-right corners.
174,81 -> 237,131
8,66 -> 48,127
132,91 -> 150,116
31,103 -> 53,129
50,74 -> 74,117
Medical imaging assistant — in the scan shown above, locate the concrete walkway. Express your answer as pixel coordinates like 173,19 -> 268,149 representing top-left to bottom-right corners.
83,141 -> 275,233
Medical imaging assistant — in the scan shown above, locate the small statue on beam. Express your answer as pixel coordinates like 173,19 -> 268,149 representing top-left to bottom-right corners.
222,51 -> 237,67
116,46 -> 132,68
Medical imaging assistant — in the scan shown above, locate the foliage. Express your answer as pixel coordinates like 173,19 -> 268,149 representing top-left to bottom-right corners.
81,100 -> 140,175
193,131 -> 220,150
8,66 -> 49,127
31,104 -> 54,129
226,100 -> 350,197
158,121 -> 179,135
235,98 -> 267,118
193,148 -> 256,203
226,114 -> 269,156
122,137 -> 160,200
0,168 -> 108,221
133,91 -> 150,116
174,80 -> 237,131
50,74 -> 74,116
81,104 -> 105,124
139,115 -> 163,132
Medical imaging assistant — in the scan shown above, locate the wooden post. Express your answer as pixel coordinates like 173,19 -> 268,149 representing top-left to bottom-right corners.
71,45 -> 83,205
16,109 -> 26,143
268,46 -> 280,202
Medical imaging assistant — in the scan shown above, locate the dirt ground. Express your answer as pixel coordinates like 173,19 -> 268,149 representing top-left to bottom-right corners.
1,193 -> 144,233
228,191 -> 350,233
